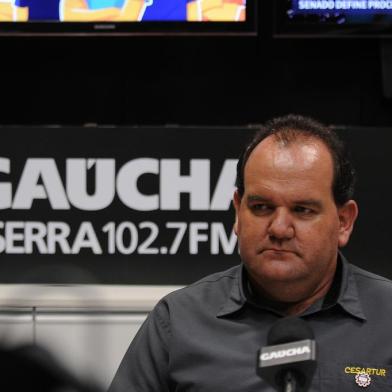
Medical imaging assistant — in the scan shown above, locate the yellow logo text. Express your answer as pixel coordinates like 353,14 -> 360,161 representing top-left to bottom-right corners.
344,366 -> 386,377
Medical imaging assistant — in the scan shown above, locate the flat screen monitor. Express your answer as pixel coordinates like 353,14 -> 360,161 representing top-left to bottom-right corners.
275,0 -> 392,37
0,0 -> 256,35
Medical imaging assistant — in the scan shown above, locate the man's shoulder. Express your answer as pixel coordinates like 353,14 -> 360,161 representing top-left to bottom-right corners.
160,264 -> 241,309
351,263 -> 392,284
350,263 -> 392,294
188,264 -> 241,287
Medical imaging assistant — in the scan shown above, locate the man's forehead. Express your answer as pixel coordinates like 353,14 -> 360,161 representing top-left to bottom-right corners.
246,134 -> 333,174
242,135 -> 335,201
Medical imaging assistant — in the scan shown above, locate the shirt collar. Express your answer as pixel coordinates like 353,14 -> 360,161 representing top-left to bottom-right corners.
334,253 -> 367,321
216,253 -> 366,321
216,265 -> 247,317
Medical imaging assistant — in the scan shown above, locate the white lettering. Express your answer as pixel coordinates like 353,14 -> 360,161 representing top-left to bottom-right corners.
67,159 -> 115,210
298,0 -> 335,10
25,222 -> 48,254
210,159 -> 237,210
0,158 -> 12,209
117,158 -> 159,211
71,222 -> 102,254
160,159 -> 210,210
210,222 -> 237,255
13,159 -> 70,209
2,158 -> 237,211
261,346 -> 311,361
368,0 -> 392,9
47,222 -> 71,254
335,1 -> 367,9
5,221 -> 25,254
189,222 -> 209,254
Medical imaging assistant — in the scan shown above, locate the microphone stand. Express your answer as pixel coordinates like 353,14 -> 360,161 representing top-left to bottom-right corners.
283,371 -> 297,392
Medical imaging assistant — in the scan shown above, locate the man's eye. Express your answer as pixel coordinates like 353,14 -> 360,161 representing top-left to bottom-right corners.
294,206 -> 314,215
251,204 -> 271,212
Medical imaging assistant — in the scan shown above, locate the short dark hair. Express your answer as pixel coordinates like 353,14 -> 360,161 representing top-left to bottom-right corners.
235,114 -> 356,206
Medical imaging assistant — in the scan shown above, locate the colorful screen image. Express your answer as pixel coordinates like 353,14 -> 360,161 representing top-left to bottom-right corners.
0,0 -> 246,22
276,0 -> 392,36
293,0 -> 392,22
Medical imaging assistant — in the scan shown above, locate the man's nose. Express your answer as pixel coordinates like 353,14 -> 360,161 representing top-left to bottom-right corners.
267,208 -> 295,240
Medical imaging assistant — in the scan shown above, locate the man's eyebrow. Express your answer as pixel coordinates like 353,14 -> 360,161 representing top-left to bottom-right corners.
246,195 -> 322,209
246,195 -> 270,203
293,199 -> 322,209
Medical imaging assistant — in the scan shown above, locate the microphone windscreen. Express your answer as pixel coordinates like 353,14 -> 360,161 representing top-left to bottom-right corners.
267,316 -> 314,345
258,317 -> 317,391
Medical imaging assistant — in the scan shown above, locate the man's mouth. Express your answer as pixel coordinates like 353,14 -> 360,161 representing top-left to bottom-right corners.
261,248 -> 298,256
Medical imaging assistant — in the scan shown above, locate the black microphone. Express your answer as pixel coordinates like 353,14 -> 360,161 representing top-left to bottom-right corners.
257,317 -> 316,392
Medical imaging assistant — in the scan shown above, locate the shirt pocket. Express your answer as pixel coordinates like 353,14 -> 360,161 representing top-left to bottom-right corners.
319,362 -> 392,391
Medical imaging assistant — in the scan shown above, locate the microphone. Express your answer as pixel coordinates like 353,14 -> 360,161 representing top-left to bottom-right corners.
257,317 -> 316,392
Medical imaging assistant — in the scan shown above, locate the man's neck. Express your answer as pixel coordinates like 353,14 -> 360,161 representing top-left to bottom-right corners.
247,266 -> 338,316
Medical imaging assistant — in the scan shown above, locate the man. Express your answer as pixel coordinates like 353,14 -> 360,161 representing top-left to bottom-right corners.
109,115 -> 392,391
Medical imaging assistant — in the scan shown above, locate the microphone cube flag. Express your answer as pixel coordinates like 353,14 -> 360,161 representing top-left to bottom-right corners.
257,339 -> 316,391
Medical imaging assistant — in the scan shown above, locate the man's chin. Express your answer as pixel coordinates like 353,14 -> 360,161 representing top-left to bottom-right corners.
250,261 -> 307,284
260,249 -> 298,261
260,270 -> 305,284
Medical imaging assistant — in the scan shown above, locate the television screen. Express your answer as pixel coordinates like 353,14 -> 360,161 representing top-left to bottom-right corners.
0,0 -> 256,35
275,0 -> 392,37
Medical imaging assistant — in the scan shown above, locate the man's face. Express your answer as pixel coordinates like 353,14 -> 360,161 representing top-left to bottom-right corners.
233,135 -> 357,302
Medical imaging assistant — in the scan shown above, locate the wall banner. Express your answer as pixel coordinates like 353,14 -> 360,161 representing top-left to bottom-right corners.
0,127 -> 253,284
2,126 -> 392,284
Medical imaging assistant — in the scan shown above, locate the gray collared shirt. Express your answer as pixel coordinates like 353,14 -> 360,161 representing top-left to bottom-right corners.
109,256 -> 392,391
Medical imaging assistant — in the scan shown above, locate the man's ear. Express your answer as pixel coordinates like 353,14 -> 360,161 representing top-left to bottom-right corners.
338,200 -> 359,248
233,190 -> 242,235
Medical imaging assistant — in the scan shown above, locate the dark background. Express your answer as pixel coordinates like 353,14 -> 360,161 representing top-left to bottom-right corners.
1,0 -> 392,284
0,0 -> 391,127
